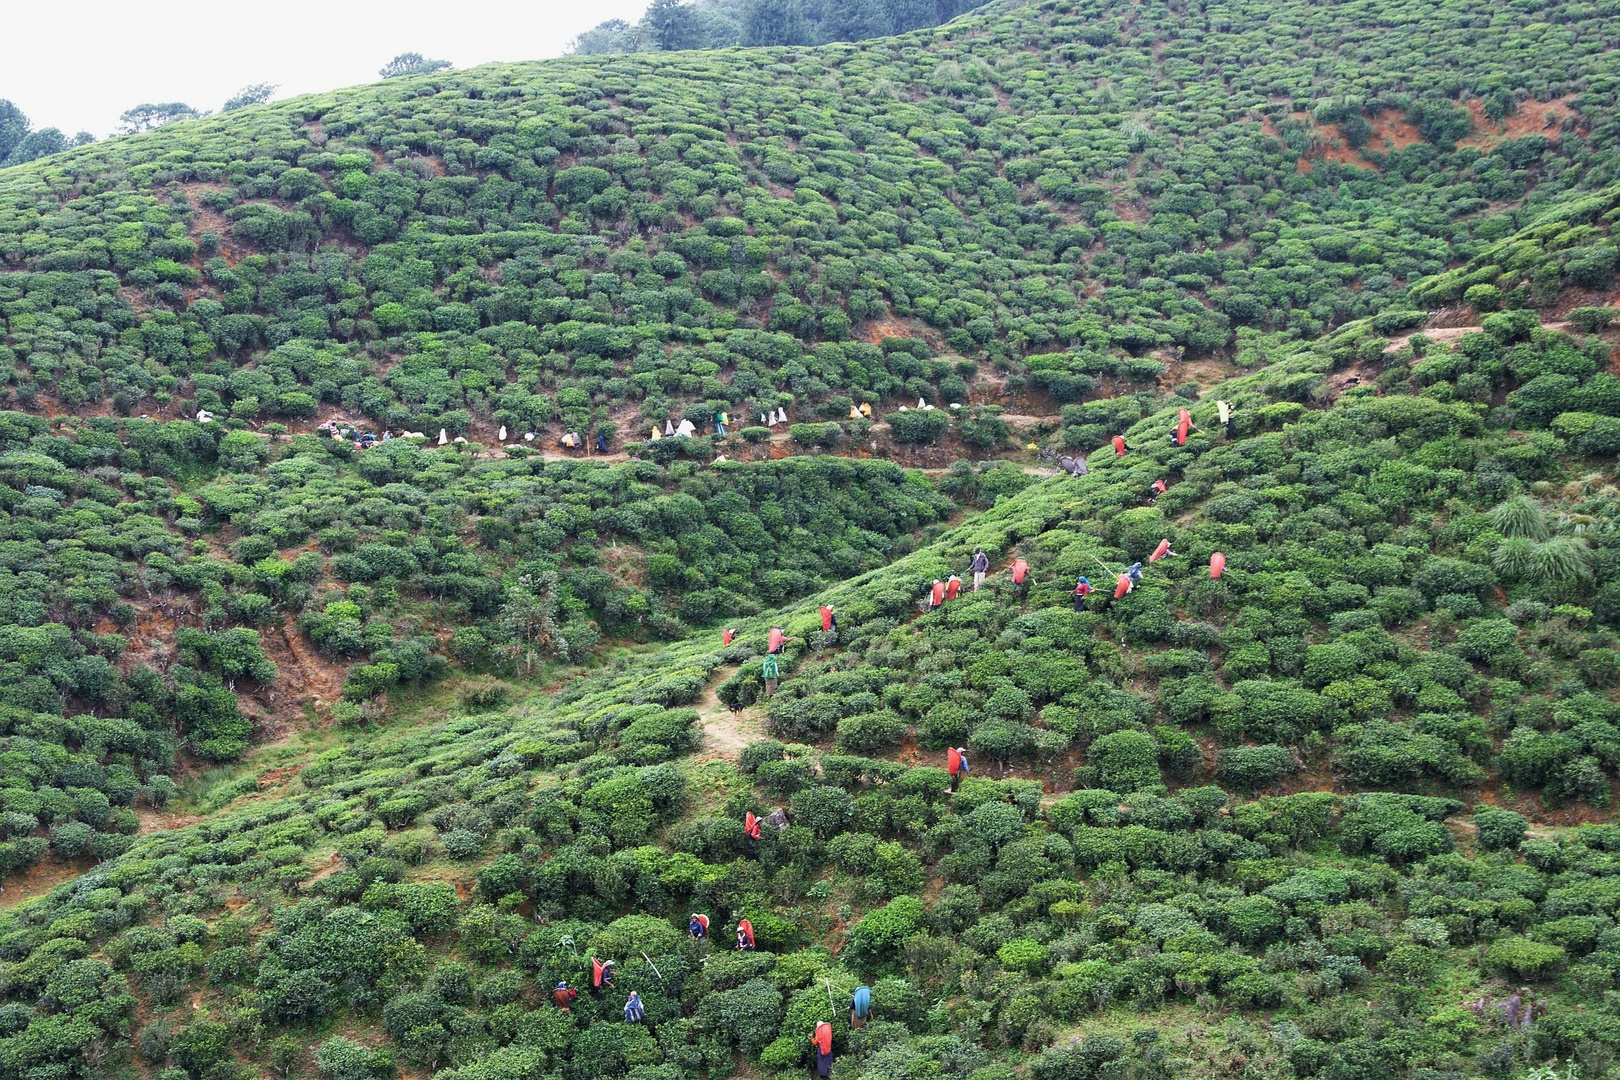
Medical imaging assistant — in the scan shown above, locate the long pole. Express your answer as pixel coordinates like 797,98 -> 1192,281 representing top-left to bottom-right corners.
641,951 -> 664,980
826,976 -> 836,1019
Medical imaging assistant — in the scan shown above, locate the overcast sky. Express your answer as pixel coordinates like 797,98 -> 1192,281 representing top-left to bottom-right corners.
4,0 -> 651,139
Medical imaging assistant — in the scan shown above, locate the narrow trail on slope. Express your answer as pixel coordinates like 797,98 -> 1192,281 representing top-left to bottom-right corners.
693,663 -> 766,759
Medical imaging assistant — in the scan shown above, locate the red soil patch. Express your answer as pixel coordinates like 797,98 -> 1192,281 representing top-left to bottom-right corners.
307,852 -> 346,882
256,767 -> 299,791
253,620 -> 348,726
137,810 -> 203,836
179,182 -> 242,267
1462,97 -> 1584,150
863,313 -> 942,349
0,855 -> 86,909
1367,110 -> 1424,153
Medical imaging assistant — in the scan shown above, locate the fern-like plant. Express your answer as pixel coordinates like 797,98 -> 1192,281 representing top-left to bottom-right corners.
1489,495 -> 1549,541
1491,537 -> 1537,580
1528,535 -> 1594,585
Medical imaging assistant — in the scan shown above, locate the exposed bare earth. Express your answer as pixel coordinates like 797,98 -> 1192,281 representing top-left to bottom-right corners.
693,664 -> 765,759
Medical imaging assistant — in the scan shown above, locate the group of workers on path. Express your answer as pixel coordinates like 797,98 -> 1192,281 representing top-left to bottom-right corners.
807,983 -> 874,1077
689,911 -> 757,949
544,900 -> 871,1078
925,542 -> 1225,614
734,401 -> 1241,739
1059,400 -> 1234,477
550,916 -> 768,1028
740,540 -> 1225,701
551,954 -> 625,1014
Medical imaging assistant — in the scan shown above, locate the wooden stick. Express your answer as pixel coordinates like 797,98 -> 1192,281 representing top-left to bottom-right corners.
641,951 -> 664,980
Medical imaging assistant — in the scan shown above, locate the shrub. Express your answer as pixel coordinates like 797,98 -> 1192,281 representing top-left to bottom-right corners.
1086,730 -> 1161,791
996,938 -> 1050,974
1483,937 -> 1566,980
790,786 -> 855,839
50,820 -> 96,859
1029,1034 -> 1127,1080
699,978 -> 784,1055
843,896 -> 925,974
1569,306 -> 1620,333
316,1036 -> 395,1080
1464,284 -> 1503,311
1217,744 -> 1297,789
888,409 -> 950,444
457,676 -> 509,710
1339,796 -> 1456,864
739,740 -> 787,774
837,711 -> 907,753
1474,807 -> 1528,850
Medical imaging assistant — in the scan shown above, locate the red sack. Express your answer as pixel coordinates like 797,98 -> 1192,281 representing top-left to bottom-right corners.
745,812 -> 762,840
1114,574 -> 1132,599
947,747 -> 962,776
820,605 -> 833,632
1150,539 -> 1171,562
1210,552 -> 1227,579
1011,558 -> 1028,584
722,629 -> 734,646
1112,435 -> 1127,456
768,627 -> 785,653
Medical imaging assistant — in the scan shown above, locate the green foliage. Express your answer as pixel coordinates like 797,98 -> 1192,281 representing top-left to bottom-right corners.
1483,937 -> 1567,980
10,3 -> 1620,1078
1217,744 -> 1297,789
1474,807 -> 1528,850
1085,730 -> 1161,792
887,410 -> 950,445
317,1036 -> 395,1080
844,896 -> 924,975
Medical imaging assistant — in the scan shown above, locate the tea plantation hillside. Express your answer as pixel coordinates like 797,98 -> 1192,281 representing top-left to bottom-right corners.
9,307 -> 1620,1080
4,0 -> 1620,438
6,0 -> 1620,1078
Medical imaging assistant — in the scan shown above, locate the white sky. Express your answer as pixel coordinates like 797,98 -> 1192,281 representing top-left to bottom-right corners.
4,0 -> 652,139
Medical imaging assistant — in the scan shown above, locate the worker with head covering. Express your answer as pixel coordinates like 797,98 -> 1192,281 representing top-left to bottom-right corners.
812,1021 -> 834,1077
851,985 -> 872,1030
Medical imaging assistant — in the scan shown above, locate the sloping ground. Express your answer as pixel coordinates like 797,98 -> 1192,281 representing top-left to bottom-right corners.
7,311 -> 1620,1080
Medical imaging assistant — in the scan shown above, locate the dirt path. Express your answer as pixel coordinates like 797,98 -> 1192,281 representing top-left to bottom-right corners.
693,664 -> 765,759
1384,320 -> 1569,353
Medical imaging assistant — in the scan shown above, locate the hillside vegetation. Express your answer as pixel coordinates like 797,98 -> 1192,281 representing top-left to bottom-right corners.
5,1 -> 1620,1079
